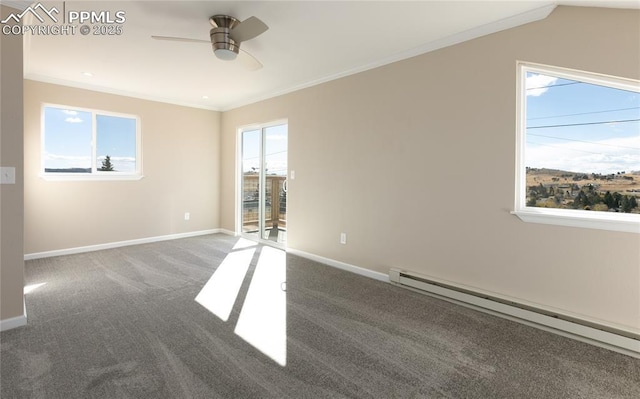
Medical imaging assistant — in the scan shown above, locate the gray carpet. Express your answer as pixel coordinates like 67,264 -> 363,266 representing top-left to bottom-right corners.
1,234 -> 639,398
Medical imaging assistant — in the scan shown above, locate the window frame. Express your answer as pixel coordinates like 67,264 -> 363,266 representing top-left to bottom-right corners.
513,62 -> 640,234
41,103 -> 143,181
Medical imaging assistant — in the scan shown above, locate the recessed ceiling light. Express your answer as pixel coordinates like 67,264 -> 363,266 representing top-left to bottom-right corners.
82,72 -> 93,77
202,95 -> 209,99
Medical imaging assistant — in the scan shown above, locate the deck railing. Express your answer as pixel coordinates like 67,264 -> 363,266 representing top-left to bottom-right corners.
242,174 -> 286,233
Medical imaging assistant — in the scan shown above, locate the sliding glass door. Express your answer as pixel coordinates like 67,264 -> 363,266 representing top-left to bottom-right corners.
240,123 -> 288,245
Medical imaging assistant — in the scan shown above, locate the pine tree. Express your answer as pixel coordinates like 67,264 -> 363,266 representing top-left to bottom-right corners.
538,183 -> 548,198
613,192 -> 623,208
99,155 -> 115,171
621,196 -> 634,213
603,191 -> 615,209
574,191 -> 589,209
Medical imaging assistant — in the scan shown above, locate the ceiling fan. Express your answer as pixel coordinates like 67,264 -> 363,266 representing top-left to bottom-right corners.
152,15 -> 268,70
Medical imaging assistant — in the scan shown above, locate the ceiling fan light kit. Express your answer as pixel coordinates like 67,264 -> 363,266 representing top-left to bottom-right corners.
214,47 -> 239,61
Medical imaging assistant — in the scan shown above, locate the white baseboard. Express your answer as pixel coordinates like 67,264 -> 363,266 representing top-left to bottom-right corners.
218,229 -> 237,237
0,314 -> 27,332
1,298 -> 27,332
24,229 -> 222,260
286,248 -> 389,283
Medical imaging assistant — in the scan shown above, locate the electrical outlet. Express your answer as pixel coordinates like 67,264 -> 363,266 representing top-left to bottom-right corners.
340,233 -> 347,244
184,212 -> 190,221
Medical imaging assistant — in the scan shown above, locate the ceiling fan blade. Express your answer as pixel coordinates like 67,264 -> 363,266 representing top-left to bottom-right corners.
151,35 -> 210,44
229,16 -> 268,43
238,48 -> 263,71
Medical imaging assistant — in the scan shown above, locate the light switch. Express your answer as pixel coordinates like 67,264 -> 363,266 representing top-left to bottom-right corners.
1,167 -> 15,184
291,170 -> 295,180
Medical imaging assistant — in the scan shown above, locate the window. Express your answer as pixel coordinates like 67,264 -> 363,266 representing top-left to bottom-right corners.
42,104 -> 141,180
514,63 -> 640,233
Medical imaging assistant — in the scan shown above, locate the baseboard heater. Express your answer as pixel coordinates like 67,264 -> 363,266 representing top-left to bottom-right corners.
388,268 -> 640,358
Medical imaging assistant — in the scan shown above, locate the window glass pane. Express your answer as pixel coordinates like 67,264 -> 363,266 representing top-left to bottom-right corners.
525,71 -> 640,214
265,125 -> 288,239
43,107 -> 92,173
242,129 -> 261,236
96,115 -> 137,172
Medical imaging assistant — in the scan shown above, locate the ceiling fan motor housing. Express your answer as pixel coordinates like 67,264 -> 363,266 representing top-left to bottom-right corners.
210,15 -> 240,60
210,27 -> 239,59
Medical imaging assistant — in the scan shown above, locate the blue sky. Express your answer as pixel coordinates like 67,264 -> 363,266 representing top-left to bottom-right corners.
525,72 -> 640,174
242,124 -> 288,176
44,107 -> 137,172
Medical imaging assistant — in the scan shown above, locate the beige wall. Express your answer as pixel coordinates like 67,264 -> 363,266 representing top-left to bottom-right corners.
221,7 -> 640,332
1,5 -> 25,321
24,81 -> 221,254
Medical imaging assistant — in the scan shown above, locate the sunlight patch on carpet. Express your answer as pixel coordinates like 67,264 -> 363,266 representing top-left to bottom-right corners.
195,248 -> 255,321
24,282 -> 47,294
234,246 -> 287,366
233,238 -> 259,250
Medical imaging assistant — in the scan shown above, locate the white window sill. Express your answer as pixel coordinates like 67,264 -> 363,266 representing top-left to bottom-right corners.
511,208 -> 640,234
40,174 -> 144,182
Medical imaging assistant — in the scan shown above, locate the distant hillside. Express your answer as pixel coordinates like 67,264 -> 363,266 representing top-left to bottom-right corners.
526,167 -> 637,176
526,167 -> 574,175
44,168 -> 91,173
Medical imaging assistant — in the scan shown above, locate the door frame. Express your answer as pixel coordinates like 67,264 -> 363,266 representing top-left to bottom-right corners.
236,119 -> 288,249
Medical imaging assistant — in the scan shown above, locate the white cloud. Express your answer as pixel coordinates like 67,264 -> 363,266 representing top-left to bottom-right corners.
527,135 -> 640,174
62,110 -> 78,115
45,153 -> 90,161
65,117 -> 83,123
97,156 -> 135,161
526,74 -> 558,97
44,153 -> 90,170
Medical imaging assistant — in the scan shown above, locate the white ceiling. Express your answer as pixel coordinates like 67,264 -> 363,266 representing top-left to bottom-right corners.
16,1 -> 640,111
